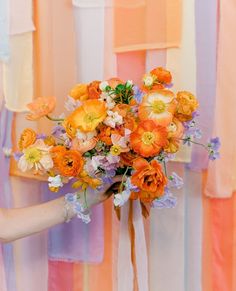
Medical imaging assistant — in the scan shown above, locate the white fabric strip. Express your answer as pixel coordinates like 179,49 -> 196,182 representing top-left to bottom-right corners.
73,4 -> 105,82
133,200 -> 149,291
117,202 -> 134,291
184,169 -> 202,291
166,0 -> 196,163
149,162 -> 185,291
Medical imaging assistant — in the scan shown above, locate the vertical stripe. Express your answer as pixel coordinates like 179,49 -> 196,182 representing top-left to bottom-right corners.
149,162 -> 185,291
184,169 -> 202,291
48,260 -> 74,291
166,0 -> 196,163
117,51 -> 146,85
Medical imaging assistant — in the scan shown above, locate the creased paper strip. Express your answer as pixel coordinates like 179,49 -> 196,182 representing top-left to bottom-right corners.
0,0 -> 10,61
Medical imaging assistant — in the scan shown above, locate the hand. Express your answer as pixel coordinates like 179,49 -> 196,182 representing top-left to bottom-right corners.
79,176 -> 123,208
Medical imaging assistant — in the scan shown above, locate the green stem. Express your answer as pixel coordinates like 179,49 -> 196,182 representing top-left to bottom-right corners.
119,167 -> 130,193
179,138 -> 208,149
163,160 -> 168,176
84,189 -> 88,209
46,115 -> 64,122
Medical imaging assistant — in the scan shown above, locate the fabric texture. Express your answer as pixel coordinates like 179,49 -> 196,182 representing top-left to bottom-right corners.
114,0 -> 182,52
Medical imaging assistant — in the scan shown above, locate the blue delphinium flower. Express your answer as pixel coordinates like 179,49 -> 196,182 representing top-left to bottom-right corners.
133,85 -> 144,104
207,137 -> 221,160
168,172 -> 184,189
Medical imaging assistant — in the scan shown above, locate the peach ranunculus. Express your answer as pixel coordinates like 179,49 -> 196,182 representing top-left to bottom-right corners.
138,90 -> 176,127
57,149 -> 84,177
88,81 -> 102,99
130,158 -> 167,202
26,96 -> 56,121
69,84 -> 88,101
164,118 -> 184,153
130,119 -> 168,157
107,78 -> 125,89
66,100 -> 107,132
71,138 -> 97,154
18,128 -> 37,151
150,67 -> 172,85
174,91 -> 199,122
63,119 -> 78,139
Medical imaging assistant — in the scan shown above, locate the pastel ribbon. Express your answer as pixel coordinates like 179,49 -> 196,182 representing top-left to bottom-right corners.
205,0 -> 236,198
0,104 -> 17,291
0,0 -> 10,61
166,0 -> 196,163
114,0 -> 182,52
189,0 -> 218,171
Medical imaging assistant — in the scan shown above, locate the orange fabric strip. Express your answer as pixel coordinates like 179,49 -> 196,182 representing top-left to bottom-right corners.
87,199 -> 113,291
114,0 -> 182,52
203,172 -> 234,291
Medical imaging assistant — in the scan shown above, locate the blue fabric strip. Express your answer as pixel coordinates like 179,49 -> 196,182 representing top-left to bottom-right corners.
0,104 -> 17,291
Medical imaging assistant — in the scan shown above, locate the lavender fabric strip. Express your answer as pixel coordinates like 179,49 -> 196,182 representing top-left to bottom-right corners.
188,0 -> 218,170
0,0 -> 10,61
43,183 -> 104,263
0,104 -> 17,291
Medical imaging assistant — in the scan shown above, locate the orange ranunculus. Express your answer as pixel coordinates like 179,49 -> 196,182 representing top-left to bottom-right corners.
114,104 -> 131,117
139,90 -> 176,126
150,67 -> 172,85
18,128 -> 37,151
72,170 -> 102,190
63,119 -> 77,139
164,118 -> 184,153
107,77 -> 124,89
26,96 -> 56,121
130,119 -> 168,157
66,100 -> 107,132
97,125 -> 113,145
120,151 -> 138,167
57,150 -> 84,177
88,81 -> 102,99
50,145 -> 67,167
69,84 -> 88,101
71,137 -> 97,154
164,137 -> 180,153
44,136 -> 56,146
124,114 -> 138,131
130,158 -> 167,202
175,91 -> 199,122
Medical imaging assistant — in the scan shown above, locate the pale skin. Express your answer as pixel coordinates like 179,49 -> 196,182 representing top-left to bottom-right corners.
0,178 -> 121,244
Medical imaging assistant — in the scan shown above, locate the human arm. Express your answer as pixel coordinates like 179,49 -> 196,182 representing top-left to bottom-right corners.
0,178 -> 121,243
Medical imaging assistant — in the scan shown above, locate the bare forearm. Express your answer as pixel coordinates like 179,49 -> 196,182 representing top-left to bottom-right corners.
0,197 -> 69,243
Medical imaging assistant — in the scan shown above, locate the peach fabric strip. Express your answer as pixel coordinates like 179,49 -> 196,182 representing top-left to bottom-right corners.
114,0 -> 182,52
34,0 -> 77,134
205,0 -> 236,198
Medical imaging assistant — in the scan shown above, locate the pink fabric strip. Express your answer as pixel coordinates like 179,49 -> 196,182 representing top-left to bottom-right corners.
0,246 -> 7,291
205,0 -> 236,198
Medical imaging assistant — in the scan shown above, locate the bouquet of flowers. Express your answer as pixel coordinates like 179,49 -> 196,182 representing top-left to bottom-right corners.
15,67 -> 220,221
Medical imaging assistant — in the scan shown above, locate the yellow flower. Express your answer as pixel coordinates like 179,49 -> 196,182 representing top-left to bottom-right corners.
66,99 -> 107,132
24,147 -> 42,164
110,145 -> 122,156
72,171 -> 102,190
